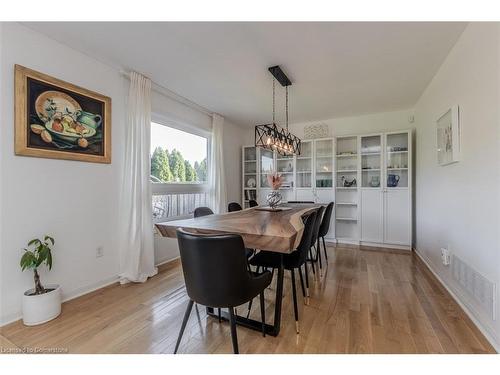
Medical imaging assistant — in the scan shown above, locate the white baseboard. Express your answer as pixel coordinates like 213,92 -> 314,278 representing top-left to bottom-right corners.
156,256 -> 180,267
414,248 -> 499,353
0,275 -> 120,327
0,257 -> 180,328
360,241 -> 411,251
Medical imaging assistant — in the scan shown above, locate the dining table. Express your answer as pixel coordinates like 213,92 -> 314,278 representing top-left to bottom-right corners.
155,203 -> 321,337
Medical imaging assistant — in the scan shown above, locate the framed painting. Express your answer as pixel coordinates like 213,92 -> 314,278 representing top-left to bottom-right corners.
15,65 -> 111,163
436,105 -> 460,166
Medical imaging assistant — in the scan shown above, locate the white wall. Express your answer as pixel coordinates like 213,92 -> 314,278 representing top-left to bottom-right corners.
0,22 -> 246,324
0,23 -> 126,324
288,109 -> 414,138
241,109 -> 415,145
414,23 -> 500,350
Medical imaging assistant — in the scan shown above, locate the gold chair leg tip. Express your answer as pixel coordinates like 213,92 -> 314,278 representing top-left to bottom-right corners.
295,321 -> 300,334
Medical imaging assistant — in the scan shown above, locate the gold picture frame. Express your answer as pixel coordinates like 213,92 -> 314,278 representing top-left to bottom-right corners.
15,64 -> 111,163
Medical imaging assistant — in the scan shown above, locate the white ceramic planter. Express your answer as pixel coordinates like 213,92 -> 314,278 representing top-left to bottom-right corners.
22,284 -> 61,326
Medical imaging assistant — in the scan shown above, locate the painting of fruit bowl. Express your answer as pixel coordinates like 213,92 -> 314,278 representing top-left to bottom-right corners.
15,65 -> 111,163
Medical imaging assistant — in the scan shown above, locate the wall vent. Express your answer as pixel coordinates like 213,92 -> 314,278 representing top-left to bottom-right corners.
451,254 -> 496,321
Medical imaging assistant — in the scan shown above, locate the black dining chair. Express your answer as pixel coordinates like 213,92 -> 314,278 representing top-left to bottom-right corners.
318,202 -> 334,261
174,229 -> 272,354
248,211 -> 317,334
248,199 -> 258,208
228,202 -> 243,212
307,205 -> 325,275
194,206 -> 214,218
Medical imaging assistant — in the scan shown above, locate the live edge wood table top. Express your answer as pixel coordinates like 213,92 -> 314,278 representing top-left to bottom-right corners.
155,204 -> 320,254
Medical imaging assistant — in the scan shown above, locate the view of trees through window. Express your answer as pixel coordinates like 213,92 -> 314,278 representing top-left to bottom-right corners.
150,122 -> 208,183
151,147 -> 207,182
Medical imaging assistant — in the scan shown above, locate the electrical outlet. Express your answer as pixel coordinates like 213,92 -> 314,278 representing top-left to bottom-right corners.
96,246 -> 104,258
441,247 -> 450,266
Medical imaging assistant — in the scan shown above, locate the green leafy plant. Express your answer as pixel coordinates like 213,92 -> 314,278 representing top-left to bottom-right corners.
20,235 -> 55,295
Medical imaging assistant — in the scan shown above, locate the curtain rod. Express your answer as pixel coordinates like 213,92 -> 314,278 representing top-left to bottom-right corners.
119,70 -> 213,117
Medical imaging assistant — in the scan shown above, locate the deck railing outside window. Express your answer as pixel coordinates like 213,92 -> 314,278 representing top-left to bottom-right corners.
152,191 -> 209,222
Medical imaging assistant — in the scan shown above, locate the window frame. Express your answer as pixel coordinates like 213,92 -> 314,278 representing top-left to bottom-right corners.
150,113 -> 211,222
150,113 -> 211,193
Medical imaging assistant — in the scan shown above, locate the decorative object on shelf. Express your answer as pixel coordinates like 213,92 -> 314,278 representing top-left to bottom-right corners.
255,65 -> 301,156
369,176 -> 380,187
342,176 -> 357,187
304,123 -> 329,139
361,146 -> 381,154
246,177 -> 256,188
387,174 -> 400,187
437,105 -> 460,165
20,235 -> 61,326
317,179 -> 333,188
14,65 -> 111,163
266,171 -> 283,209
390,146 -> 408,152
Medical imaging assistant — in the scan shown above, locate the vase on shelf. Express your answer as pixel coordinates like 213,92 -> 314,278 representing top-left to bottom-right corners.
266,190 -> 282,209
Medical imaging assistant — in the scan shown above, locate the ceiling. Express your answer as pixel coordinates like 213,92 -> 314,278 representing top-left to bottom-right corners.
24,22 -> 467,126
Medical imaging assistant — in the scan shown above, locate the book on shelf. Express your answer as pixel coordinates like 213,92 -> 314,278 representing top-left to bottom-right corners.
244,189 -> 257,200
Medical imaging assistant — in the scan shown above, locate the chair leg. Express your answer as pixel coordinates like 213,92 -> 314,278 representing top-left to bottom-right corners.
246,299 -> 253,318
290,269 -> 299,334
316,240 -> 323,271
304,263 -> 310,305
174,299 -> 194,354
309,248 -> 316,274
298,265 -> 306,298
259,291 -> 266,337
229,307 -> 239,354
322,236 -> 328,260
218,308 -> 222,322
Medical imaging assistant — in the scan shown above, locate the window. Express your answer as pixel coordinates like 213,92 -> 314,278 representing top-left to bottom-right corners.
150,121 -> 210,222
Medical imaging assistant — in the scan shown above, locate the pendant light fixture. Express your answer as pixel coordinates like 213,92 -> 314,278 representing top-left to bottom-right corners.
255,66 -> 301,156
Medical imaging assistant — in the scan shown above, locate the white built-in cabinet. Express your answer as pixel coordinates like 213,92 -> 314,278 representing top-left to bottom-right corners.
359,131 -> 412,248
242,130 -> 412,249
242,139 -> 335,239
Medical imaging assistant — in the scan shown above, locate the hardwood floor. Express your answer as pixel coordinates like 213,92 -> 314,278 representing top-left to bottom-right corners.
0,245 -> 495,354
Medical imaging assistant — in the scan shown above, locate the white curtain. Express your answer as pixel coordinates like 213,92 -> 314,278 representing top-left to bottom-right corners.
209,114 -> 227,214
119,71 -> 158,284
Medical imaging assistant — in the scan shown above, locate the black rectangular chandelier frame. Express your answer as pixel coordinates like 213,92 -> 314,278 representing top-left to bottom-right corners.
255,123 -> 301,157
254,65 -> 302,156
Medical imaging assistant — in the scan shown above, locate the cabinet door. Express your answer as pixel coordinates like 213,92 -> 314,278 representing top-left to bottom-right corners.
314,139 -> 334,188
259,148 -> 275,188
296,189 -> 315,202
315,189 -> 334,204
361,189 -> 383,242
296,141 -> 313,188
384,189 -> 410,245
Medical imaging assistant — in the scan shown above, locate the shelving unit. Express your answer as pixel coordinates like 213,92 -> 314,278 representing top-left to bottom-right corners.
241,146 -> 258,208
242,129 -> 412,249
335,136 -> 359,242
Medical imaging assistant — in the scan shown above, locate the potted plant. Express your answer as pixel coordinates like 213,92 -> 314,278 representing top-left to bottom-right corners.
20,235 -> 61,326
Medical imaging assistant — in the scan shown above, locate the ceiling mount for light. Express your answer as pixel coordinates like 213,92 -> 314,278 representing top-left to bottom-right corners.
255,65 -> 301,156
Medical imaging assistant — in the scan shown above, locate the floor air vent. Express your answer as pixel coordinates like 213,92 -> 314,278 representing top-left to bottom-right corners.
451,254 -> 496,321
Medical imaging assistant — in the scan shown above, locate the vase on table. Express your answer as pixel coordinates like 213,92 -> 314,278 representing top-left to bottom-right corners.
266,190 -> 282,209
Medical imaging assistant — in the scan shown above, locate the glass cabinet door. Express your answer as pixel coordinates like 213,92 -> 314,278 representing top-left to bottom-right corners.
276,153 -> 294,189
385,132 -> 409,188
361,135 -> 382,188
260,148 -> 275,188
315,139 -> 333,188
296,141 -> 312,188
